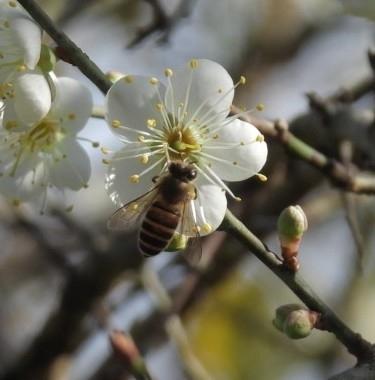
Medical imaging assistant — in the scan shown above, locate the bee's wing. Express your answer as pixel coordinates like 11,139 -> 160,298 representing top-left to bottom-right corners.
107,187 -> 159,231
179,199 -> 203,266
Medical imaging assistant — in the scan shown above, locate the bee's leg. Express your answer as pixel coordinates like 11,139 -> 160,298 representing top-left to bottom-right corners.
152,175 -> 160,183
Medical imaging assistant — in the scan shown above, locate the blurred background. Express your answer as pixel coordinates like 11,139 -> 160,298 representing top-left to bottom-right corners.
1,0 -> 375,379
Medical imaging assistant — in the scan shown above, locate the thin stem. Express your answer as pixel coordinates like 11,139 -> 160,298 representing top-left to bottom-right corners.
221,209 -> 374,362
17,0 -> 112,94
91,105 -> 106,119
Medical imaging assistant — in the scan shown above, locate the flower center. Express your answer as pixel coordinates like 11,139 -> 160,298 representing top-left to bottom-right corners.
166,125 -> 201,159
23,118 -> 63,152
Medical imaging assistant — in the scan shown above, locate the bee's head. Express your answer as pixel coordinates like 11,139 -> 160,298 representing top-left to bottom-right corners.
168,161 -> 197,182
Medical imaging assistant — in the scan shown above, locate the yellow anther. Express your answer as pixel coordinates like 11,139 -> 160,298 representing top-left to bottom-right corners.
130,203 -> 139,211
155,103 -> 164,112
239,75 -> 246,85
192,226 -> 201,234
16,64 -> 27,72
240,141 -> 245,146
218,88 -> 223,93
257,173 -> 268,182
5,120 -> 17,130
102,159 -> 111,165
256,134 -> 264,142
101,147 -> 110,154
111,119 -> 121,128
189,59 -> 199,69
235,196 -> 242,202
139,154 -> 149,164
233,161 -> 238,165
137,135 -> 145,142
149,77 -> 159,85
212,134 -> 219,139
123,75 -> 134,84
202,223 -> 212,234
68,113 -> 76,120
129,174 -> 140,184
256,103 -> 265,111
147,118 -> 156,129
164,68 -> 173,77
8,1 -> 17,7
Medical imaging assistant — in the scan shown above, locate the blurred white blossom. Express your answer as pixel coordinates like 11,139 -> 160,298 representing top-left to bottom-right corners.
0,0 -> 42,98
104,59 -> 267,234
0,76 -> 92,211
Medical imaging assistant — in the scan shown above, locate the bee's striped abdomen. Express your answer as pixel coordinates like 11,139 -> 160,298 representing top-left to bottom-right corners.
138,200 -> 181,257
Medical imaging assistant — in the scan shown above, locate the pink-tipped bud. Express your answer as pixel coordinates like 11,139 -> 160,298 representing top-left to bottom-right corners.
110,330 -> 151,378
277,205 -> 308,271
110,330 -> 140,367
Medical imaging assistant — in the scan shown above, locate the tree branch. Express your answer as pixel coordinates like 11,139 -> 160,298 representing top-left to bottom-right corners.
233,107 -> 375,194
221,209 -> 374,362
17,0 -> 112,94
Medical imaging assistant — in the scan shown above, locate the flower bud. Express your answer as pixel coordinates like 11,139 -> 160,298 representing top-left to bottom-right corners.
284,309 -> 316,339
37,44 -> 56,73
165,233 -> 188,252
106,70 -> 126,83
273,304 -> 305,332
277,205 -> 308,242
277,205 -> 307,271
110,330 -> 150,376
273,304 -> 319,340
110,330 -> 140,367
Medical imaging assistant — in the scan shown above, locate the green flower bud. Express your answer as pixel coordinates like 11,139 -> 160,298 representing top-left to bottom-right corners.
106,70 -> 126,83
284,309 -> 314,339
165,233 -> 188,252
277,205 -> 308,241
37,44 -> 56,73
273,304 -> 305,332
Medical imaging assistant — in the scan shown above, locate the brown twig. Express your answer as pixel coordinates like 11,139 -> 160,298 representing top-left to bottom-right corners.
233,107 -> 375,194
128,0 -> 198,47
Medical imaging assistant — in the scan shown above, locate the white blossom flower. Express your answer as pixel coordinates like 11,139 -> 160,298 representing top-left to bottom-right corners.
0,0 -> 42,92
105,59 -> 267,235
0,76 -> 92,211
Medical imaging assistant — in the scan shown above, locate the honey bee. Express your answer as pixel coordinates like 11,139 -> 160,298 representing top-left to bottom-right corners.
108,161 -> 202,261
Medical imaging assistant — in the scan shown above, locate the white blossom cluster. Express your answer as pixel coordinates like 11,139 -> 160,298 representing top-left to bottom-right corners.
0,0 -> 92,212
0,1 -> 268,235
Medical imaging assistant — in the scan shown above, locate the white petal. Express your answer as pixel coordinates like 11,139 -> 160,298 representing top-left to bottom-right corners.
191,179 -> 227,236
105,76 -> 166,141
11,16 -> 42,69
202,119 -> 268,181
164,59 -> 234,125
105,147 -> 165,207
50,77 -> 93,134
13,71 -> 51,125
0,155 -> 42,201
49,138 -> 91,190
2,99 -> 29,131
